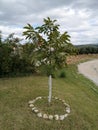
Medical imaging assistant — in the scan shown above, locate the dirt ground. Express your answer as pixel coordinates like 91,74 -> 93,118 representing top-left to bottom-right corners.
67,54 -> 98,64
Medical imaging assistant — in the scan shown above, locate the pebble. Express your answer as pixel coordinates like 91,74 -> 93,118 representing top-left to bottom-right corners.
59,115 -> 65,120
29,104 -> 34,107
48,115 -> 53,120
34,109 -> 39,113
66,107 -> 70,113
32,107 -> 36,111
28,100 -> 34,104
36,97 -> 42,100
43,114 -> 48,119
64,113 -> 68,117
37,113 -> 42,118
55,97 -> 58,100
63,103 -> 69,107
54,115 -> 59,120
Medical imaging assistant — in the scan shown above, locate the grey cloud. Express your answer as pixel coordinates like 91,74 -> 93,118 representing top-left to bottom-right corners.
0,0 -> 97,25
0,0 -> 98,45
71,0 -> 98,9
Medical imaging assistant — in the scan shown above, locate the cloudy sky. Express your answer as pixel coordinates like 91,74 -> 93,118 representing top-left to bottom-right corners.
0,0 -> 98,45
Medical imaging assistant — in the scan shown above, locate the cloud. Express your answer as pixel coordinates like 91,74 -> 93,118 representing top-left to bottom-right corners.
0,25 -> 23,40
0,0 -> 98,45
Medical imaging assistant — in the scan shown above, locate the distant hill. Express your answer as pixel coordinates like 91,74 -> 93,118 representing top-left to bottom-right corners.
75,44 -> 98,54
75,44 -> 98,48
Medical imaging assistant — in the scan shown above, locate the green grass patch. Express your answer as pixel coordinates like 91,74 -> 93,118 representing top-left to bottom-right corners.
0,61 -> 98,130
34,97 -> 66,115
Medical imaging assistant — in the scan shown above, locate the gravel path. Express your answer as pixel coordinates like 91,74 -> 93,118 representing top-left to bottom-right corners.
78,59 -> 98,86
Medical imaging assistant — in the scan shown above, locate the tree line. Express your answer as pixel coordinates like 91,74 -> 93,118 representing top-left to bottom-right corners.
76,44 -> 98,54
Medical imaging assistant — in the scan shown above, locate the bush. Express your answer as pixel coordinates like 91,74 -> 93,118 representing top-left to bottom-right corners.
59,70 -> 66,78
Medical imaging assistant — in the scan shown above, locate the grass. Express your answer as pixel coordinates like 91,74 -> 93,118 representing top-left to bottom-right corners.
0,55 -> 98,130
33,97 -> 66,115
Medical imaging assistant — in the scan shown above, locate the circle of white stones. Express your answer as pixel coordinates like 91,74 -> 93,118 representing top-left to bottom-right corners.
28,96 -> 70,121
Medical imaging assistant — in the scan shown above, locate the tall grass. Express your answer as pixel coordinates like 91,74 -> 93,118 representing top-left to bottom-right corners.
0,59 -> 98,130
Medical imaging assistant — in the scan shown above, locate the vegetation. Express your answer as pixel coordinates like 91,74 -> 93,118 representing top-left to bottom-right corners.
76,44 -> 98,54
0,17 -> 76,78
0,32 -> 34,77
23,17 -> 76,75
0,55 -> 98,130
23,17 -> 76,104
1,18 -> 98,78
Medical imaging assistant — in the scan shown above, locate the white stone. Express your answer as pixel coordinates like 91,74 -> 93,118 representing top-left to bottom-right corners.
34,109 -> 39,113
29,104 -> 34,107
37,113 -> 42,118
43,114 -> 48,119
48,115 -> 53,120
28,100 -> 34,104
36,97 -> 42,100
55,97 -> 58,100
62,100 -> 65,103
63,103 -> 69,107
32,107 -> 36,111
54,115 -> 59,120
29,100 -> 36,104
59,115 -> 65,120
66,107 -> 70,113
64,114 -> 68,118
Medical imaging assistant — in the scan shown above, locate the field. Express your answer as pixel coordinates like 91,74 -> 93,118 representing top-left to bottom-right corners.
0,54 -> 98,130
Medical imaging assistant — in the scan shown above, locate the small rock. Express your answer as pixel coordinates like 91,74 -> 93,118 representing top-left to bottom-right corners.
66,107 -> 70,113
28,100 -> 34,104
37,113 -> 42,118
36,97 -> 42,100
63,103 -> 69,107
64,113 -> 68,118
62,100 -> 65,103
29,104 -> 34,107
43,114 -> 48,119
48,115 -> 53,120
32,107 -> 36,111
54,115 -> 59,120
34,109 -> 39,113
55,97 -> 58,100
59,115 -> 65,120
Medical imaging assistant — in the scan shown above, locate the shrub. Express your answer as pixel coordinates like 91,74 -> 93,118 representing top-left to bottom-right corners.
59,70 -> 66,78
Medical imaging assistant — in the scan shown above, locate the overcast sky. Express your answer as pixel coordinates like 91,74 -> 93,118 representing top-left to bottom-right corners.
0,0 -> 98,45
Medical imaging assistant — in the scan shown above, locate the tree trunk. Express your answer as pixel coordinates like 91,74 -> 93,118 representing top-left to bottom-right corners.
48,75 -> 52,105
